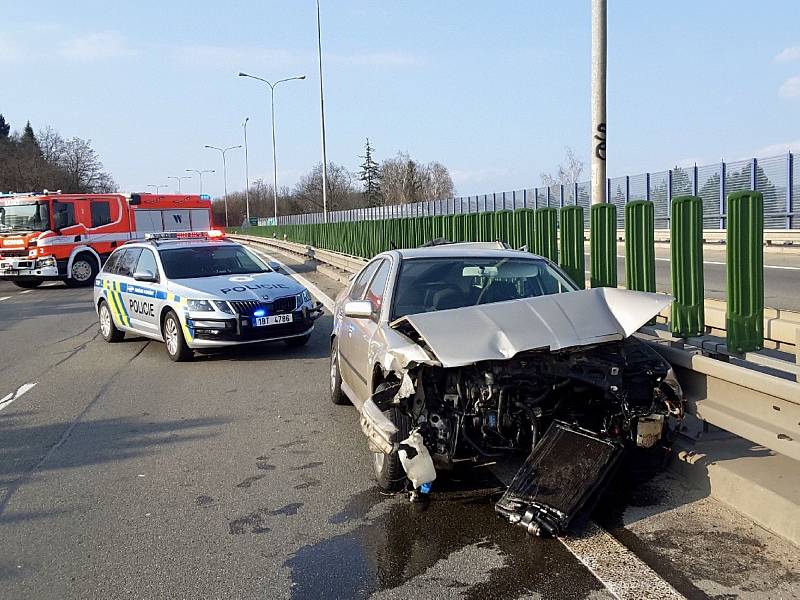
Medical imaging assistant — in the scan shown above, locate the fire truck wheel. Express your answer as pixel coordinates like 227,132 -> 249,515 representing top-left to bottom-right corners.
66,254 -> 98,288
98,300 -> 124,343
12,280 -> 43,289
163,311 -> 193,362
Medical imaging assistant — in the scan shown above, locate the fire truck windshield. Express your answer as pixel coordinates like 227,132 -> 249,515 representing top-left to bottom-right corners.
0,202 -> 51,232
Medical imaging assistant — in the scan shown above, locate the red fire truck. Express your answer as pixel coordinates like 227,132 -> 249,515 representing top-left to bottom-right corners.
0,192 -> 215,288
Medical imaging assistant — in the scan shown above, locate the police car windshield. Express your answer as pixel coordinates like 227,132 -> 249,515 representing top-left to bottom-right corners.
159,245 -> 269,279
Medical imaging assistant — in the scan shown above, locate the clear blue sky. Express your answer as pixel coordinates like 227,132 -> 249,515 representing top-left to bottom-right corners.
2,1 -> 798,198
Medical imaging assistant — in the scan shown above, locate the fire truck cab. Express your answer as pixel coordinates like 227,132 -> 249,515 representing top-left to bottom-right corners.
0,192 -> 214,288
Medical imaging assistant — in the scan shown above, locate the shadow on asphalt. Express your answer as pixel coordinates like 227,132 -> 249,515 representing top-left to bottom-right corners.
0,415 -> 230,483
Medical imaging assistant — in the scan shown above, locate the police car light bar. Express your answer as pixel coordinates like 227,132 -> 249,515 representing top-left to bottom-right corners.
144,230 -> 225,242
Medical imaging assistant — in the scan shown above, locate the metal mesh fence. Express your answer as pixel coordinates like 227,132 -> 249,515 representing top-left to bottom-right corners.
279,153 -> 797,229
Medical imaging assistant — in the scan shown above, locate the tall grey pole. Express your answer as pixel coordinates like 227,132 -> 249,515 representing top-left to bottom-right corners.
186,169 -> 215,195
204,145 -> 241,228
270,86 -> 279,220
243,117 -> 251,223
591,0 -> 607,204
316,0 -> 329,222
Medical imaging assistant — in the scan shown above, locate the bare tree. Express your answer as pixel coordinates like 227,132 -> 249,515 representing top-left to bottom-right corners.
540,146 -> 584,187
293,162 -> 357,212
380,152 -> 455,204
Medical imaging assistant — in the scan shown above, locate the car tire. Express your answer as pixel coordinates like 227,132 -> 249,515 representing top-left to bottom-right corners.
163,310 -> 193,362
98,300 -> 124,343
329,339 -> 349,405
12,280 -> 42,289
284,333 -> 311,348
373,398 -> 411,492
65,254 -> 98,288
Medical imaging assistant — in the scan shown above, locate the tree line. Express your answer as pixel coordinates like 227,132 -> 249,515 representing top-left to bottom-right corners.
213,139 -> 456,226
0,113 -> 116,195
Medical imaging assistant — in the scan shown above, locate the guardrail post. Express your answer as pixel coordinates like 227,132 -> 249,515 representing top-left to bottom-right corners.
534,207 -> 558,262
727,190 -> 764,353
559,206 -> 585,288
624,201 -> 655,293
590,203 -> 617,287
670,195 -> 704,337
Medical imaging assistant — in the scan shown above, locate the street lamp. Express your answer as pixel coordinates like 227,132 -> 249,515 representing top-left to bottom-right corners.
243,117 -> 251,223
185,169 -> 215,195
238,71 -> 305,220
167,175 -> 192,193
316,0 -> 329,223
204,145 -> 242,227
146,184 -> 168,194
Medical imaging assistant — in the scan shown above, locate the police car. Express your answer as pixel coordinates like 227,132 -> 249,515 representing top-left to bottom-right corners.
93,231 -> 323,361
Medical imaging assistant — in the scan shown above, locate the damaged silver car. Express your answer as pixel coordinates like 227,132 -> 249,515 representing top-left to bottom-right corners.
330,244 -> 684,535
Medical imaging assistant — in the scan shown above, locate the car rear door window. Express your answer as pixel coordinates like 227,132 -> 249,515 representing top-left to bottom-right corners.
102,250 -> 123,274
116,248 -> 143,278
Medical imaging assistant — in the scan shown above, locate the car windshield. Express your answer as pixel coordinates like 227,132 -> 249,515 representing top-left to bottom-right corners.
0,201 -> 51,232
391,256 -> 578,319
159,244 -> 270,279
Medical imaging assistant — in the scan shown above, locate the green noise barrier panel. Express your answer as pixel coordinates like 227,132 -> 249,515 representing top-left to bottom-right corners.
534,207 -> 558,262
589,203 -> 617,288
559,206 -> 585,288
624,201 -> 656,293
726,190 -> 764,353
670,196 -> 704,337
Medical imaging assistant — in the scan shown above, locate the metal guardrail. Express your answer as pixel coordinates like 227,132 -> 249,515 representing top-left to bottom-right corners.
232,234 -> 800,461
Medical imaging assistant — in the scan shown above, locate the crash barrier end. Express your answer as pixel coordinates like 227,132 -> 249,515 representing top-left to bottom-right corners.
590,203 -> 617,288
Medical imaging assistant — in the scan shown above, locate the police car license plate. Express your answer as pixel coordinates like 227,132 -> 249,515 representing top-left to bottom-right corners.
254,314 -> 293,327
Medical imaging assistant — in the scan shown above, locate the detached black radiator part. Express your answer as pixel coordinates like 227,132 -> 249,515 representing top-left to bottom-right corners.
495,421 -> 624,537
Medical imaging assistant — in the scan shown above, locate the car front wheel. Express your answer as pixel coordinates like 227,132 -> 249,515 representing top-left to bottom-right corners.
329,339 -> 349,405
373,401 -> 411,492
163,311 -> 192,362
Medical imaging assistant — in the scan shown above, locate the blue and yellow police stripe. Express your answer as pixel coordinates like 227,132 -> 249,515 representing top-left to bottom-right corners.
101,279 -> 131,327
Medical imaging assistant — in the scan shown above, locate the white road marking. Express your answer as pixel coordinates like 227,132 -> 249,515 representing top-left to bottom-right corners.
559,521 -> 684,600
0,382 -> 38,413
19,290 -> 32,295
0,296 -> 10,302
585,252 -> 800,271
248,246 -> 335,312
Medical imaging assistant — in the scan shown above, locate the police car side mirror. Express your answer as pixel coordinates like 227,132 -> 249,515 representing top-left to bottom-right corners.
344,300 -> 373,319
133,269 -> 158,283
269,261 -> 281,272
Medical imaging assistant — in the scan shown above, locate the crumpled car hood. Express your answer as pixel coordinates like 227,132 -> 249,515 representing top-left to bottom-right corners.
389,287 -> 671,368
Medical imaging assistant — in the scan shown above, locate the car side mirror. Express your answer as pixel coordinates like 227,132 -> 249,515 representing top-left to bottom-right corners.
269,261 -> 281,271
344,300 -> 373,319
133,269 -> 158,283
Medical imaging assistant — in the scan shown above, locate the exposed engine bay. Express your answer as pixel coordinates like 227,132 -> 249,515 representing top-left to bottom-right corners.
361,336 -> 684,535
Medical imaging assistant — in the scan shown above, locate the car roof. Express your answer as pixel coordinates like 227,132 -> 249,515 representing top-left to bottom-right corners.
121,239 -> 241,252
387,246 -> 546,261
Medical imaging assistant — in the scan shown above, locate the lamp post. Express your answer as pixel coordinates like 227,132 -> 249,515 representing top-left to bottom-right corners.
591,0 -> 607,205
204,145 -> 242,227
238,72 -> 305,220
243,117 -> 251,223
185,169 -> 215,195
167,175 -> 191,193
146,184 -> 168,194
316,0 -> 329,223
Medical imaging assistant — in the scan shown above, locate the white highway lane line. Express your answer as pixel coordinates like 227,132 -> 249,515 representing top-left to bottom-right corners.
19,290 -> 32,295
561,522 -> 684,600
248,246 -> 335,312
583,252 -> 800,271
0,382 -> 38,413
251,242 -> 683,599
0,296 -> 10,302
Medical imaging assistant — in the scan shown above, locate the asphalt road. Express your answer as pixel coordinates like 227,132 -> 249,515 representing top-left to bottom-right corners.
595,244 -> 800,311
1,266 -> 798,599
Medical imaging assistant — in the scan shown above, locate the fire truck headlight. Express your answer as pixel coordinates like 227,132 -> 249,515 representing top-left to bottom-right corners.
39,256 -> 57,268
186,299 -> 215,312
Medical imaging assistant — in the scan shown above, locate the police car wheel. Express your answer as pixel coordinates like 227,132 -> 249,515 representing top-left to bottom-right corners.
163,311 -> 192,362
98,300 -> 124,342
65,255 -> 97,288
284,334 -> 311,348
329,340 -> 349,405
